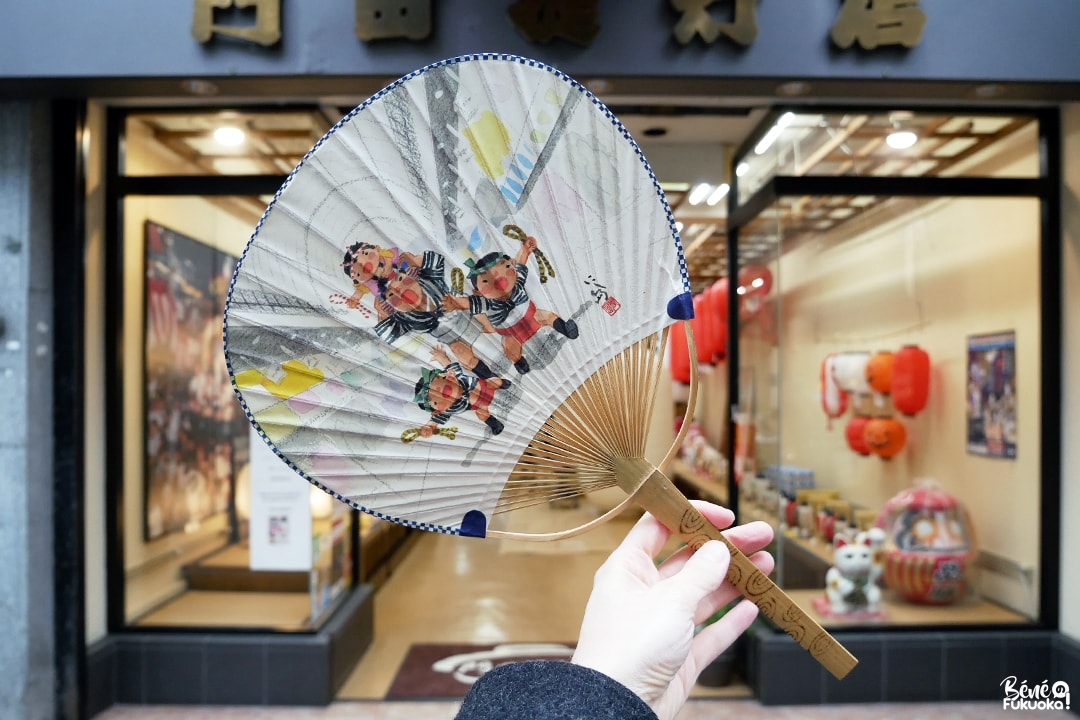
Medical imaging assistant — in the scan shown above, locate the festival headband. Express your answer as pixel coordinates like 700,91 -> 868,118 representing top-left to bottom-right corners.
464,253 -> 507,278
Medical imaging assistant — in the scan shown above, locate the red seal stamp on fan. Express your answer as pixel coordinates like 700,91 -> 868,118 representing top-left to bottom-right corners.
602,296 -> 621,316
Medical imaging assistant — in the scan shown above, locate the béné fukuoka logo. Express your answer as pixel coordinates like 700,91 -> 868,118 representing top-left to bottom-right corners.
1001,676 -> 1070,711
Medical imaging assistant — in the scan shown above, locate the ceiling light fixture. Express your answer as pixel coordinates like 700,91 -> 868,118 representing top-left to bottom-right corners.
886,111 -> 918,150
776,80 -> 811,97
180,78 -> 219,96
754,112 -> 794,155
973,83 -> 1005,99
886,129 -> 918,150
736,162 -> 749,177
687,182 -> 713,205
706,183 -> 730,206
214,126 -> 246,147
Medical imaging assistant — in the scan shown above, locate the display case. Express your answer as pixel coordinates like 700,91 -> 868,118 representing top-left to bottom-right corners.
721,107 -> 1061,703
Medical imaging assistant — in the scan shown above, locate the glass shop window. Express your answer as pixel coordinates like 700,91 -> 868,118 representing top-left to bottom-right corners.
110,108 -> 408,632
723,109 -> 1046,630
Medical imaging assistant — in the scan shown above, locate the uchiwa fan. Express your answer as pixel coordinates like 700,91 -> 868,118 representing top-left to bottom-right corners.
224,53 -> 856,679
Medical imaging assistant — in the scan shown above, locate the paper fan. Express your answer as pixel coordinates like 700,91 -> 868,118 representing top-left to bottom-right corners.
224,53 -> 856,679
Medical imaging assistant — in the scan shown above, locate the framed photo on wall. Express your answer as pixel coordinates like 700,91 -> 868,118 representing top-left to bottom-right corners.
966,330 -> 1017,459
143,220 -> 248,540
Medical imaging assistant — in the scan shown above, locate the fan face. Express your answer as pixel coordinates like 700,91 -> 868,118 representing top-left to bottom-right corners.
224,54 -> 692,537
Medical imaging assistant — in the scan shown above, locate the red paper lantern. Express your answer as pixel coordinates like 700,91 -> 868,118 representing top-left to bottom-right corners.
864,417 -> 906,459
669,320 -> 691,384
704,279 -> 729,362
691,295 -> 714,365
845,415 -> 872,455
865,351 -> 894,395
738,265 -> 773,297
893,345 -> 930,415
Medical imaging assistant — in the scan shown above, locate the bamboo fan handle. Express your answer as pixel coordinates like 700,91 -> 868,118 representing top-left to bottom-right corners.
615,457 -> 858,681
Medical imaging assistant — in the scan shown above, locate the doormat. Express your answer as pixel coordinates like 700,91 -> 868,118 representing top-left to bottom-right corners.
385,642 -> 575,699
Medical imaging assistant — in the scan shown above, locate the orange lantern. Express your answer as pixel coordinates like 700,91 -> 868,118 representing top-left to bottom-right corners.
845,415 -> 872,456
669,320 -> 691,384
893,345 -> 930,415
820,354 -> 849,422
865,351 -> 894,394
864,417 -> 906,459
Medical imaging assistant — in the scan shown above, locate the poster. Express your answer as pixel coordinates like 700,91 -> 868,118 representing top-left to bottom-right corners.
143,220 -> 247,540
248,427 -> 314,571
966,331 -> 1017,459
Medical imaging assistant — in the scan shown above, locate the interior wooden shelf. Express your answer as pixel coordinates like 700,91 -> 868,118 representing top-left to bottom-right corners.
784,587 -> 1031,628
669,458 -> 729,506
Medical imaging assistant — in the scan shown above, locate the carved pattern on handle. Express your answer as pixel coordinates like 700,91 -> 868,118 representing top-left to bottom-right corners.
621,463 -> 859,679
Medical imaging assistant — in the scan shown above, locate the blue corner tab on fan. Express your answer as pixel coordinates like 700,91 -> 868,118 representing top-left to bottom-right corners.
459,510 -> 488,538
667,292 -> 695,321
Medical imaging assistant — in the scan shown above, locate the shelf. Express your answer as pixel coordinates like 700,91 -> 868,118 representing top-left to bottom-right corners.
669,458 -> 728,506
784,587 -> 1031,628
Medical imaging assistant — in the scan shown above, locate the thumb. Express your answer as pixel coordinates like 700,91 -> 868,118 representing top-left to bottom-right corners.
662,540 -> 731,612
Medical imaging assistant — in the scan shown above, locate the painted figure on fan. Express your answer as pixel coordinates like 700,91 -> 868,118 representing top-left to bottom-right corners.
446,233 -> 578,375
414,346 -> 511,438
374,250 -> 498,380
340,241 -> 419,309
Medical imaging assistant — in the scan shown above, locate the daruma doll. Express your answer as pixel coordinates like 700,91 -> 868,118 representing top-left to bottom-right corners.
876,482 -> 977,605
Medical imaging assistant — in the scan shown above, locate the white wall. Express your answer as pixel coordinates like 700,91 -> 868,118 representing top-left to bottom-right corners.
1060,105 -> 1080,641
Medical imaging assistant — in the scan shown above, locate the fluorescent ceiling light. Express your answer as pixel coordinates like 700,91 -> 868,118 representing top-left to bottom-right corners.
687,182 -> 712,205
736,162 -> 749,177
754,112 -> 794,155
706,183 -> 730,206
214,126 -> 246,147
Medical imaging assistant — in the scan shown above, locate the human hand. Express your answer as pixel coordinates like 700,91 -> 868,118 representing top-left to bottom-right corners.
571,501 -> 774,720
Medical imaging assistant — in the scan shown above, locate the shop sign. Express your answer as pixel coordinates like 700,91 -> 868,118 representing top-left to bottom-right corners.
192,0 -> 282,46
191,0 -> 926,53
830,0 -> 926,50
672,0 -> 759,47
355,0 -> 432,41
507,0 -> 601,46
672,0 -> 925,50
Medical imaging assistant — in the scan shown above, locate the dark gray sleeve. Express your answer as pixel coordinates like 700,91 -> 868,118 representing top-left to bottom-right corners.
454,660 -> 658,720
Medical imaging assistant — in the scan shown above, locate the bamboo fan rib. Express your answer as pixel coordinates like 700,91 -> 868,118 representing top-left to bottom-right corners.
498,330 -> 668,514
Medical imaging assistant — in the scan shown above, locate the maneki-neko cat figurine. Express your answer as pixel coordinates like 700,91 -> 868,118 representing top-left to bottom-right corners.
820,528 -> 886,618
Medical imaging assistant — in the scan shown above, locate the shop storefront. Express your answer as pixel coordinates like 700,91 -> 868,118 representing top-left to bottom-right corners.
3,2 -> 1080,717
